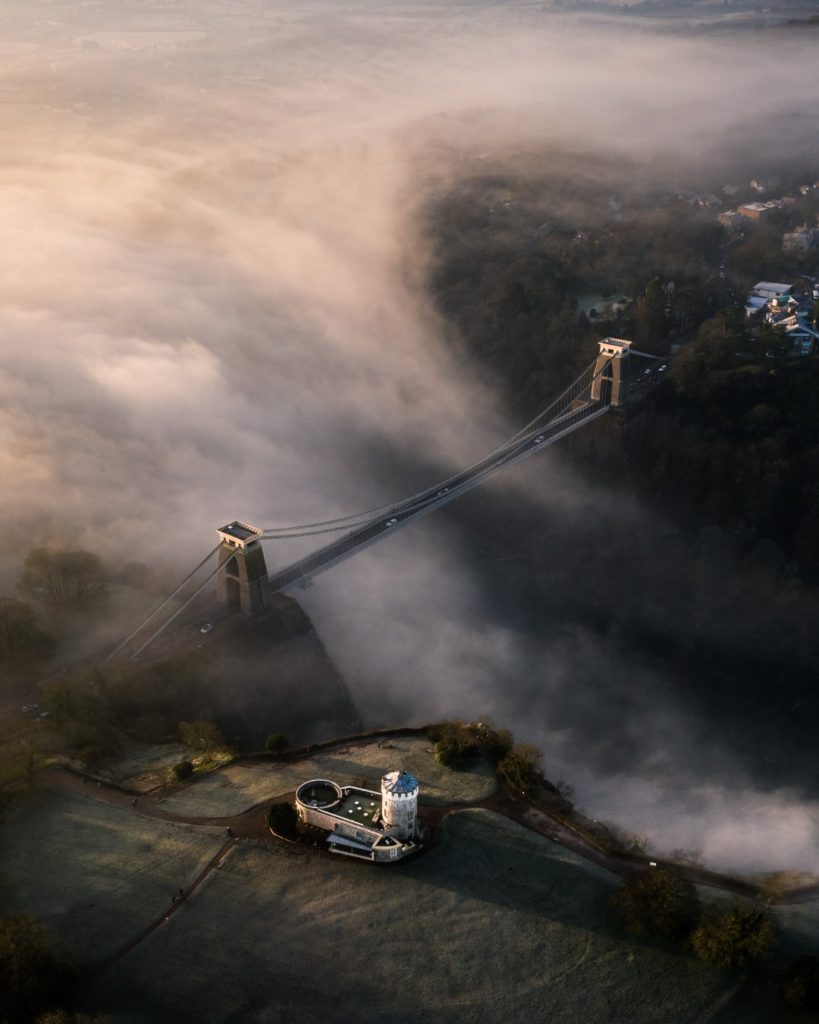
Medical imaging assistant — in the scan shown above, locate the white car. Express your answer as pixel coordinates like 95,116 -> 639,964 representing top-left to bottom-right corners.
386,518 -> 398,527
436,488 -> 450,497
21,703 -> 38,714
199,623 -> 213,634
534,435 -> 545,444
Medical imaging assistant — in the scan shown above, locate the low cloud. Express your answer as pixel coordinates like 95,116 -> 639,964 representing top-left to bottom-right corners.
2,1 -> 819,871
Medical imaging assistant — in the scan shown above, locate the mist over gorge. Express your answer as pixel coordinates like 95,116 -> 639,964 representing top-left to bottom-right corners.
2,0 -> 819,875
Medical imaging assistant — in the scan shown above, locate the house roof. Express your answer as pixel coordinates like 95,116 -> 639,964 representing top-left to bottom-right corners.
382,770 -> 418,795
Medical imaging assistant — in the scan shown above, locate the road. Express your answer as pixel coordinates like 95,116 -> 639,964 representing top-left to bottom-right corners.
267,397 -> 610,593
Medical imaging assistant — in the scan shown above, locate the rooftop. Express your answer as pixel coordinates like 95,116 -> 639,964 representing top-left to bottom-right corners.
754,282 -> 792,292
217,521 -> 264,547
336,787 -> 382,828
382,769 -> 419,795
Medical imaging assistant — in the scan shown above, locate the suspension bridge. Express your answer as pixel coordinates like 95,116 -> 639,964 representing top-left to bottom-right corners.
109,338 -> 658,662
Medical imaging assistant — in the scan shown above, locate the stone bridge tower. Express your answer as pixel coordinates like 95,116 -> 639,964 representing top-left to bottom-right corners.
216,521 -> 271,615
590,337 -> 632,407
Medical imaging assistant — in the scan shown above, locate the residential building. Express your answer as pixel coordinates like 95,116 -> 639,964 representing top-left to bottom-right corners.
783,225 -> 817,256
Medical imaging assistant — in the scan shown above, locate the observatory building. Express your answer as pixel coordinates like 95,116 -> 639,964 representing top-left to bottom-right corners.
295,769 -> 421,862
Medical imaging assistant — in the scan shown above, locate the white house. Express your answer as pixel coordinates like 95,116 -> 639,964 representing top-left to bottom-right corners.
294,770 -> 422,863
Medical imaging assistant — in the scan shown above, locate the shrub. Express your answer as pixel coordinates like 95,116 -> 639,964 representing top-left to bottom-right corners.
434,723 -> 477,769
0,913 -> 73,1023
496,743 -> 543,793
265,733 -> 289,754
266,802 -> 298,839
0,598 -> 56,667
784,955 -> 819,1010
690,900 -> 773,969
173,760 -> 194,780
178,720 -> 224,753
611,868 -> 700,940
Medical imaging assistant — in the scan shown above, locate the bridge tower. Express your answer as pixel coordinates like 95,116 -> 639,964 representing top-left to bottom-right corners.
590,337 -> 632,407
216,521 -> 271,615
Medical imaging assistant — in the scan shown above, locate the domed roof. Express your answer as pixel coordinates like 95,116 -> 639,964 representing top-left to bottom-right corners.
381,769 -> 418,795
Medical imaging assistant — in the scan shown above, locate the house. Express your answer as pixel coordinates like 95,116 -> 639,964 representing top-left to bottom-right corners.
738,202 -> 778,221
783,225 -> 817,256
751,281 -> 792,300
746,281 -> 793,319
765,296 -> 801,325
697,193 -> 722,208
745,295 -> 768,318
772,314 -> 819,357
751,176 -> 779,194
294,770 -> 422,863
719,211 -> 745,233
723,184 -> 740,197
740,199 -> 784,220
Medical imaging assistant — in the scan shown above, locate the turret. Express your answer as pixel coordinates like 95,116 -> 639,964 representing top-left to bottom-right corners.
380,769 -> 419,841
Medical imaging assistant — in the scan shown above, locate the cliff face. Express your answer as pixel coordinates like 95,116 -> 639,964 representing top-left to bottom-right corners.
202,594 -> 362,751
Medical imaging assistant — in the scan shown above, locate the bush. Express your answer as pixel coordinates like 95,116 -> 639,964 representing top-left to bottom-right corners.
265,733 -> 289,754
0,598 -> 55,667
496,743 -> 543,793
784,954 -> 819,1010
434,723 -> 477,769
690,900 -> 773,969
266,802 -> 298,839
178,720 -> 224,753
0,913 -> 73,1023
611,868 -> 700,940
432,720 -> 513,769
173,760 -> 194,780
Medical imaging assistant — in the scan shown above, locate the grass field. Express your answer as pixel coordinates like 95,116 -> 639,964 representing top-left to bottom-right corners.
159,734 -> 497,817
0,789 -> 224,970
96,741 -> 191,790
87,810 -> 770,1024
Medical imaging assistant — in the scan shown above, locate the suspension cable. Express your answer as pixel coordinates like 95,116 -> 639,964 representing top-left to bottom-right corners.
104,545 -> 220,662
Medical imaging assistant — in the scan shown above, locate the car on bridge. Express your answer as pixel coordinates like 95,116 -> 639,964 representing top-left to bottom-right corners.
386,518 -> 398,527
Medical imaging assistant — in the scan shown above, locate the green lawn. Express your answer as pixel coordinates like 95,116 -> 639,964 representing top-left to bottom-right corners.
0,789 -> 224,970
159,734 -> 497,818
87,811 -> 768,1024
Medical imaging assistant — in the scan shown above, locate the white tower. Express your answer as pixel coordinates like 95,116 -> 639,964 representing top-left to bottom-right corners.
381,769 -> 419,841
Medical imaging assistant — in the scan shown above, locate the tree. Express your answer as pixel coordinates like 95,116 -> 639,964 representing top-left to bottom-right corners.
0,914 -> 72,1023
611,868 -> 700,939
784,954 -> 819,1010
266,802 -> 298,839
635,279 -> 668,353
43,683 -> 77,728
690,900 -> 773,969
265,733 -> 289,754
178,720 -> 224,753
0,599 -> 55,667
496,743 -> 543,793
433,723 -> 478,769
173,760 -> 194,780
17,549 -> 108,611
